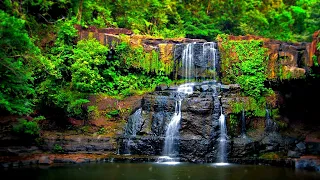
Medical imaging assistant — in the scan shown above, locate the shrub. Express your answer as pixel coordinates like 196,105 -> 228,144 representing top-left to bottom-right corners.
13,118 -> 40,137
53,144 -> 64,153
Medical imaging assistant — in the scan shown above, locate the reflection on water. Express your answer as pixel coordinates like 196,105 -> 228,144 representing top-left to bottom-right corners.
1,163 -> 319,180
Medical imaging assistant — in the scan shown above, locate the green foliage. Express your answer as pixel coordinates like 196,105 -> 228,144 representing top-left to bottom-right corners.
2,0 -> 320,42
13,118 -> 40,137
115,42 -> 173,76
78,125 -> 90,133
219,37 -> 269,98
53,144 -> 64,153
71,38 -> 109,92
88,105 -> 99,119
37,81 -> 90,118
97,127 -> 108,135
229,97 -> 267,118
0,10 -> 39,115
107,109 -> 120,117
228,114 -> 239,136
1,0 -> 319,123
220,38 -> 272,119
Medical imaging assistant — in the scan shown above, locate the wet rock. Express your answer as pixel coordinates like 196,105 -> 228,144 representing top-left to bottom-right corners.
118,136 -> 163,155
41,135 -> 116,153
200,85 -> 209,92
230,137 -> 256,158
288,150 -> 300,158
39,156 -> 53,165
76,158 -> 90,164
306,142 -> 320,155
155,84 -> 168,91
12,162 -> 19,167
20,159 -> 38,166
179,138 -> 218,163
4,146 -> 40,156
296,142 -> 306,151
295,157 -> 320,172
151,111 -> 173,136
67,117 -> 84,127
1,163 -> 10,168
97,28 -> 133,35
193,85 -> 201,92
105,34 -> 121,48
185,98 -> 212,114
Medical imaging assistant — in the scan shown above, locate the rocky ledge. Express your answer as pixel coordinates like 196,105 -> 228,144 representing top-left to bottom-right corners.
0,154 -> 159,168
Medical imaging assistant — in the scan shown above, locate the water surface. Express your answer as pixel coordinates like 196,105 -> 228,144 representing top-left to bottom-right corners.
1,162 -> 319,180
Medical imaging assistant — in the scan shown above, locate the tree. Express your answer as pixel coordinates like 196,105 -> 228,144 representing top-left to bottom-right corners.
0,10 -> 40,114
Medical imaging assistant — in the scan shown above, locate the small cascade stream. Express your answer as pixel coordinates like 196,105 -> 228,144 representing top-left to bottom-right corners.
241,109 -> 246,137
163,99 -> 182,156
218,107 -> 227,163
203,42 -> 218,80
158,84 -> 193,164
158,97 -> 183,164
265,108 -> 277,133
123,108 -> 142,155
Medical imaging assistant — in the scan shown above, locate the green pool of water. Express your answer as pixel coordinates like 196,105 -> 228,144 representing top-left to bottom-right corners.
1,162 -> 319,180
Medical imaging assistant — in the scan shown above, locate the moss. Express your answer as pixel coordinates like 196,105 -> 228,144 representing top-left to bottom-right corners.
229,97 -> 267,118
259,152 -> 284,160
88,105 -> 99,119
228,114 -> 240,137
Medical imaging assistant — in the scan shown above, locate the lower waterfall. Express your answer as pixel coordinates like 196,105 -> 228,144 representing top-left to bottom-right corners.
163,100 -> 182,156
218,107 -> 227,163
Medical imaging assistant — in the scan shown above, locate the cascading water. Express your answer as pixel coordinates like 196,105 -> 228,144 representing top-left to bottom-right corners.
123,108 -> 142,155
180,42 -> 218,81
163,99 -> 182,156
203,42 -> 218,80
265,108 -> 277,133
182,43 -> 194,82
218,107 -> 227,163
241,109 -> 246,137
159,41 -> 220,164
158,93 -> 183,164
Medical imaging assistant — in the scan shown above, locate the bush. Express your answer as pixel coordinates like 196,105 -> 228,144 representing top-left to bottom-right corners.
13,118 -> 40,137
53,144 -> 64,153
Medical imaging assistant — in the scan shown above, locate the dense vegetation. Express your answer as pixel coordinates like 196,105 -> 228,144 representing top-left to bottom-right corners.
218,35 -> 273,134
0,0 -> 319,132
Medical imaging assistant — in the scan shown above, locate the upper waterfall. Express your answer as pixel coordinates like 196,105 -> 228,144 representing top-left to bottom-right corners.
175,42 -> 219,81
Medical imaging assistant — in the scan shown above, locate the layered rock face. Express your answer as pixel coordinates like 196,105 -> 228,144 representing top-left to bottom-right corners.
116,84 -> 317,164
118,82 -> 225,162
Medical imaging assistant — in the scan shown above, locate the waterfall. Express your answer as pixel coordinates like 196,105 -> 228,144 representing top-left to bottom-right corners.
182,43 -> 194,82
123,108 -> 142,155
158,83 -> 194,164
124,108 -> 142,136
265,108 -> 277,133
157,95 -> 182,164
163,100 -> 182,156
180,42 -> 218,81
241,109 -> 246,137
177,83 -> 195,95
218,107 -> 227,163
203,42 -> 218,80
